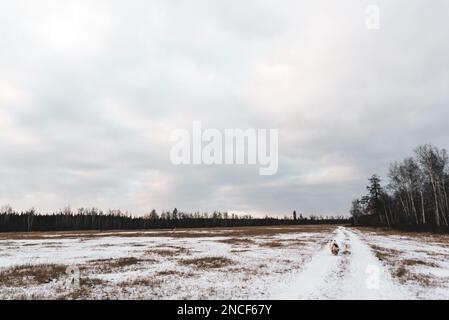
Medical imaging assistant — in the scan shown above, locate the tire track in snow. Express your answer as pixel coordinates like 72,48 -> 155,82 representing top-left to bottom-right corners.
337,228 -> 410,299
272,227 -> 410,299
272,227 -> 347,299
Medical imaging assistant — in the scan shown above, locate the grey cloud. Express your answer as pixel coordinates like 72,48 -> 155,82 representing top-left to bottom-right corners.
1,0 -> 449,216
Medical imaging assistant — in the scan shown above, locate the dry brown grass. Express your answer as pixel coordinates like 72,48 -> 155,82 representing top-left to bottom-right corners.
370,245 -> 403,262
151,249 -> 177,256
129,243 -> 147,247
354,226 -> 449,245
121,278 -> 162,287
199,287 -> 218,299
156,270 -> 195,277
257,238 -> 314,248
144,225 -> 336,238
286,239 -> 314,246
0,264 -> 67,286
392,266 -> 437,286
156,270 -> 178,276
179,256 -> 234,269
229,249 -> 249,253
147,247 -> 189,257
259,241 -> 284,248
0,225 -> 338,240
80,277 -> 107,287
87,257 -> 144,273
106,257 -> 140,268
369,243 -> 441,287
219,238 -> 255,245
63,277 -> 108,300
354,226 -> 422,237
402,259 -> 438,268
393,266 -> 408,279
226,266 -> 256,274
97,243 -> 116,248
65,288 -> 88,300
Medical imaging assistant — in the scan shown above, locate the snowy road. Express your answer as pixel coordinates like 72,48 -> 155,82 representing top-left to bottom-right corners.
273,227 -> 410,300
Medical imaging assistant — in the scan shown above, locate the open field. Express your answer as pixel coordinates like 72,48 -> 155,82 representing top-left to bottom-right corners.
1,225 -> 449,300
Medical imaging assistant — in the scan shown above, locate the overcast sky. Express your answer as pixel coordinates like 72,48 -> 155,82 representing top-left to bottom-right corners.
1,0 -> 448,216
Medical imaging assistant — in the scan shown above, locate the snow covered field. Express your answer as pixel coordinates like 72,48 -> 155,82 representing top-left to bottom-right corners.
1,225 -> 449,300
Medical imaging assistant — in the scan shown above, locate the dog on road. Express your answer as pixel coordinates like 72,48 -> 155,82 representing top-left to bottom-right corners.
330,241 -> 340,256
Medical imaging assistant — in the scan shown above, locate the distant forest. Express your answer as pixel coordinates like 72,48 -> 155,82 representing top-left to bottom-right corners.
351,144 -> 449,231
0,206 -> 348,233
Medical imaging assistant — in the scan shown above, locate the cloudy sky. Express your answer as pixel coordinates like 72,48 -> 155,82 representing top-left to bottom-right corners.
1,0 -> 448,216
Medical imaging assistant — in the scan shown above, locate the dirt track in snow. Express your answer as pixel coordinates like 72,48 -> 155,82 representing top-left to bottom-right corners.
273,227 -> 409,299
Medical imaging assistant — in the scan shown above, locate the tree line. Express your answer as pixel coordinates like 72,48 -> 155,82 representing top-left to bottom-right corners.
0,206 -> 348,233
351,144 -> 449,231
